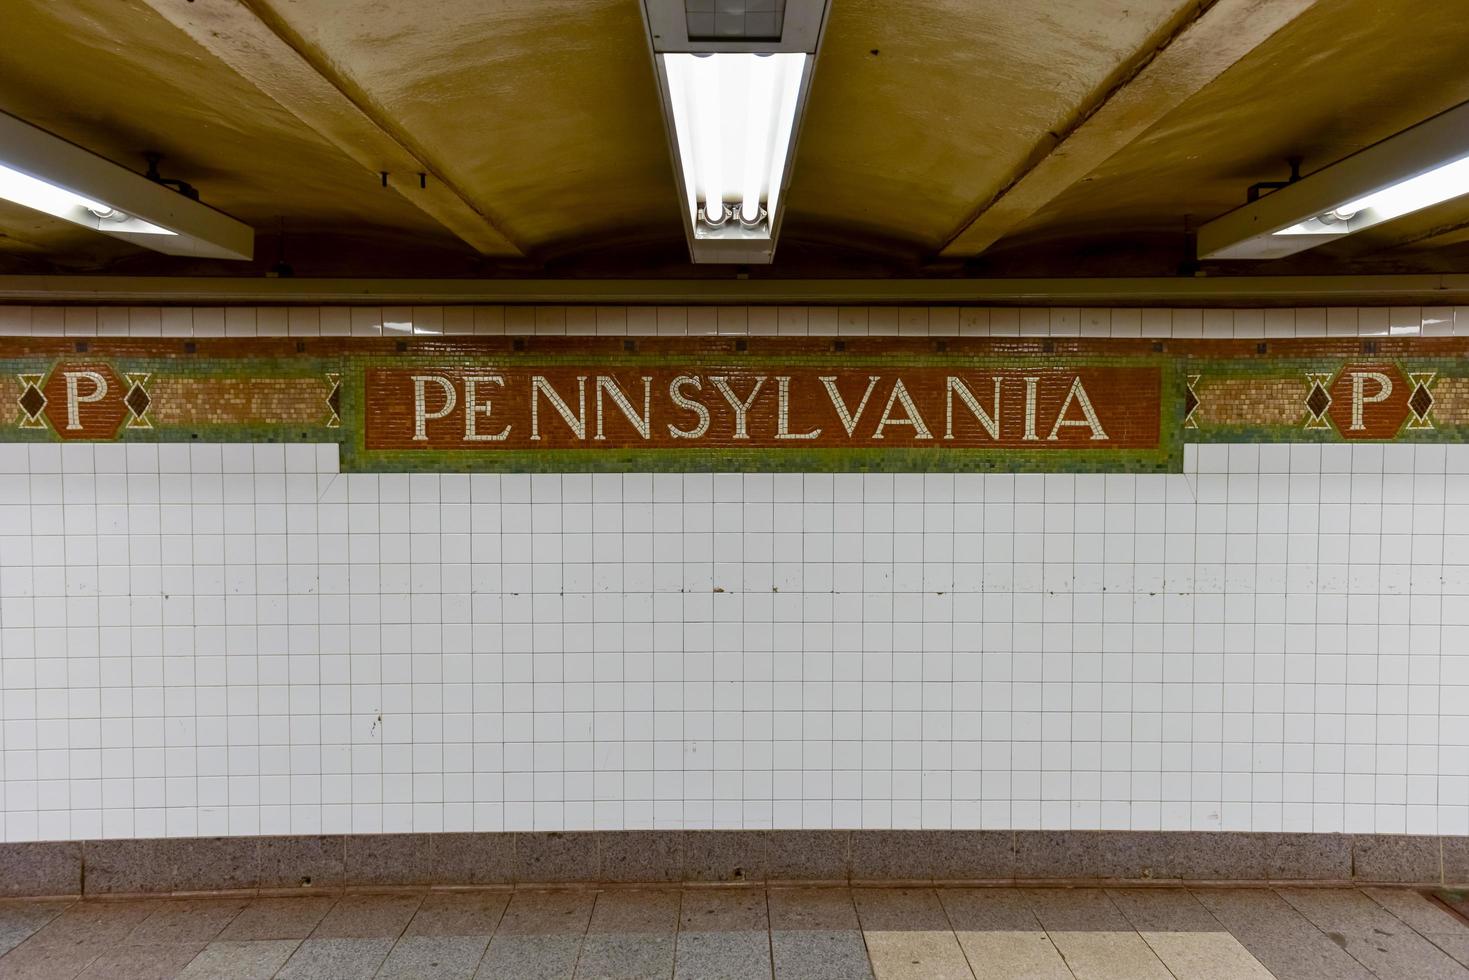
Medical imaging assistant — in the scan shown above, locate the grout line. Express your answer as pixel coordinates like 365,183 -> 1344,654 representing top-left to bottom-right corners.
567,886 -> 599,978
932,886 -> 982,980
1103,888 -> 1183,980
669,885 -> 685,977
762,884 -> 776,980
845,882 -> 879,980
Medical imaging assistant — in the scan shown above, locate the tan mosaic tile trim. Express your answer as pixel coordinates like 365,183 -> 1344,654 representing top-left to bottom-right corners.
0,375 -> 19,426
1193,377 -> 1309,427
148,377 -> 332,426
1429,376 -> 1469,425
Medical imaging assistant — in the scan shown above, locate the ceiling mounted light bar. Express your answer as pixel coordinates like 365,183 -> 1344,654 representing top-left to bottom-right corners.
0,111 -> 253,260
642,0 -> 830,264
1199,101 -> 1469,261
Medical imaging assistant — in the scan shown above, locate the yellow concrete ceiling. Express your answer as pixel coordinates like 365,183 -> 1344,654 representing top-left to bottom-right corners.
249,0 -> 679,251
0,0 -> 467,271
784,0 -> 1186,251
2,0 -> 1469,276
1003,0 -> 1469,264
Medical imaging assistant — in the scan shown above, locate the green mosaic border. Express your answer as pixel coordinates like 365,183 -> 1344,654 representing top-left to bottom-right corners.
7,344 -> 1469,472
3,353 -> 339,444
1181,355 -> 1465,443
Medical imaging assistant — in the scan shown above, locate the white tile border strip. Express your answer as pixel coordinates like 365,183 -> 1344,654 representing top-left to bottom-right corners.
1,305 -> 1467,338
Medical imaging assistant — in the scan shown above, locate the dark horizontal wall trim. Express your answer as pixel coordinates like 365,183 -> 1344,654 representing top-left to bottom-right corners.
3,275 -> 1469,306
0,831 -> 1464,898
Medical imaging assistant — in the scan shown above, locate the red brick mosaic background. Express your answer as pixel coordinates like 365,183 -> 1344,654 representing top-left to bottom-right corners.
363,365 -> 1161,451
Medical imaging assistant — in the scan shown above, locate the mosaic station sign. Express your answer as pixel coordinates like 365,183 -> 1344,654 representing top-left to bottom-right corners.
2,335 -> 1464,471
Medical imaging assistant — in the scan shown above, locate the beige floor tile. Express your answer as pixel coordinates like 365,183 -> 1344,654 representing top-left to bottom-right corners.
1022,889 -> 1171,980
1137,932 -> 1273,980
1107,889 -> 1273,980
938,889 -> 1071,980
854,888 -> 974,980
1044,931 -> 1173,980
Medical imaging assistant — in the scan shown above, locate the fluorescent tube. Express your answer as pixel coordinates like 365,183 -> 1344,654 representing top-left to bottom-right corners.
0,111 -> 252,260
643,0 -> 827,263
0,163 -> 177,237
659,51 -> 808,257
695,55 -> 725,224
1199,101 -> 1469,261
741,54 -> 776,223
1324,152 -> 1469,223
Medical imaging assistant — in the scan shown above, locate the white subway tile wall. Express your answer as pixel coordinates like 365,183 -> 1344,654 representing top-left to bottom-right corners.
0,441 -> 1465,840
1,307 -> 1468,841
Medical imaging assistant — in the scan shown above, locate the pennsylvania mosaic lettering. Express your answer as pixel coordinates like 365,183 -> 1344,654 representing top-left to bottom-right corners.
2,334 -> 1466,472
365,366 -> 1156,450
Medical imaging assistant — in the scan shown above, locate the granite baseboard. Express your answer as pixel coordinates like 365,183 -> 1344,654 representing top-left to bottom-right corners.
0,831 -> 1463,898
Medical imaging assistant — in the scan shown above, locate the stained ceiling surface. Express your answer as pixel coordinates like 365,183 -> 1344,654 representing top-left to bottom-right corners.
3,0 -> 1469,279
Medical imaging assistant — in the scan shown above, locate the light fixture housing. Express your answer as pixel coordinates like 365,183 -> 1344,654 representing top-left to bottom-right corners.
1199,101 -> 1469,261
0,111 -> 253,261
642,0 -> 829,264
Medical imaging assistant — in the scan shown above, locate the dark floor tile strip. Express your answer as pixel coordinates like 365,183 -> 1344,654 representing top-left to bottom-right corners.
0,830 -> 1465,897
0,842 -> 82,898
1351,834 -> 1443,884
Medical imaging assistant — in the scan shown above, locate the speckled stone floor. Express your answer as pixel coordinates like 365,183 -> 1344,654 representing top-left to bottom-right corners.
0,885 -> 1464,979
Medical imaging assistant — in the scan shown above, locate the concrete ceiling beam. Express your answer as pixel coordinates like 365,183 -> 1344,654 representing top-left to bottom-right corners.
939,0 -> 1322,259
138,0 -> 522,257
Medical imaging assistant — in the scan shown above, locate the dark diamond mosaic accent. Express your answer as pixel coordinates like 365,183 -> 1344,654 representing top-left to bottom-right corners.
1306,382 -> 1331,418
125,382 -> 150,419
1184,387 -> 1198,419
328,384 -> 341,419
18,384 -> 45,419
1410,382 -> 1434,419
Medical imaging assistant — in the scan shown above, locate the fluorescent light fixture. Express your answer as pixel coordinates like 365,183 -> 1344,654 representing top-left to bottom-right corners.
0,111 -> 253,260
643,0 -> 829,264
663,52 -> 806,229
0,164 -> 177,237
1199,101 -> 1469,260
